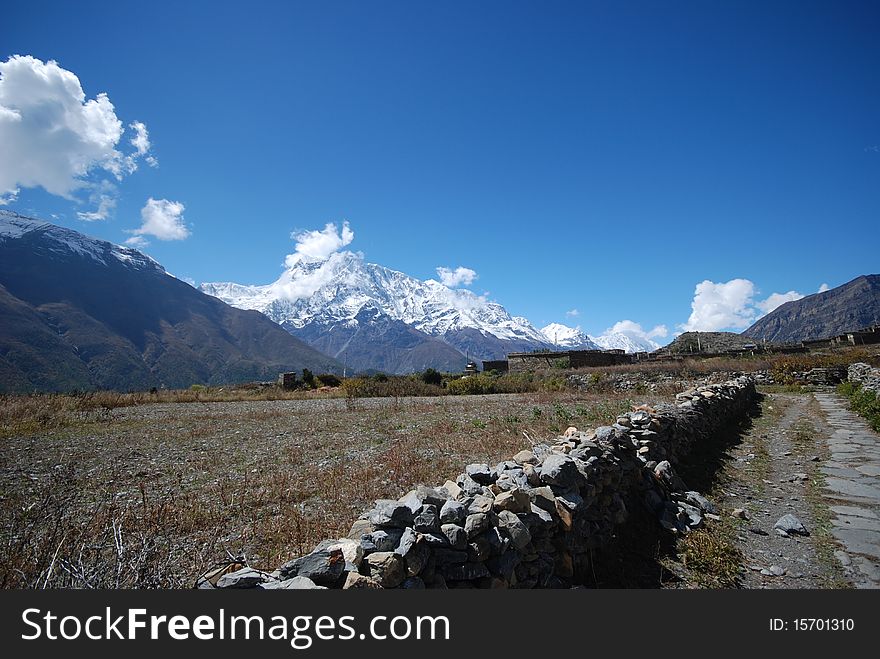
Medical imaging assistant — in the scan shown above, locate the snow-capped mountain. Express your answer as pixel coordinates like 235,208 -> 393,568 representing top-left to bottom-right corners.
0,210 -> 162,273
201,250 -> 555,373
589,331 -> 660,353
538,321 -> 660,354
539,323 -> 601,350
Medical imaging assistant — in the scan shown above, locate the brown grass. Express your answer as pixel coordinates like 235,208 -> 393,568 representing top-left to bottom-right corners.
0,390 -> 648,588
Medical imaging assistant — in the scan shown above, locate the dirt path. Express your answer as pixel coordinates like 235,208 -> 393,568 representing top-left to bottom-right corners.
712,392 -> 846,588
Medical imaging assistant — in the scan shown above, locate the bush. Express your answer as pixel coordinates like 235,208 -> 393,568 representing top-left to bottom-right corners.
420,368 -> 442,387
838,382 -> 880,432
315,373 -> 342,388
446,374 -> 496,395
301,369 -> 315,388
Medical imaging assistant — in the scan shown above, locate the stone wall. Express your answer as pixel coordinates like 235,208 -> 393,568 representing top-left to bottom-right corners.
508,350 -> 632,373
198,376 -> 757,590
848,362 -> 880,395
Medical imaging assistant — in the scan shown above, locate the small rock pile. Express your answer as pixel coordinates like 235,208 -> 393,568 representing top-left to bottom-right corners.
197,376 -> 757,590
848,362 -> 880,395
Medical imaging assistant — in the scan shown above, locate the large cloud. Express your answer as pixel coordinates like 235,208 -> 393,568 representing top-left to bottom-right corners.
606,320 -> 668,340
679,278 -> 812,331
0,55 -> 155,215
126,198 -> 189,245
755,290 -> 804,315
286,221 -> 353,264
680,279 -> 757,332
436,266 -> 478,288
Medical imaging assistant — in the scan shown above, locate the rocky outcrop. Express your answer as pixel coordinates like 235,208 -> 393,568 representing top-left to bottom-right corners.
198,377 -> 757,589
848,363 -> 880,395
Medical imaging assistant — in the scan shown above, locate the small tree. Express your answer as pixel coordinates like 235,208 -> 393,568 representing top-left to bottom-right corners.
301,368 -> 315,388
421,367 -> 442,387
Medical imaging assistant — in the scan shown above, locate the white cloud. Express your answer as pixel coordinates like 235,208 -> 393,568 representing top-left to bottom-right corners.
129,121 -> 157,167
129,197 -> 189,241
0,187 -> 18,205
755,290 -> 804,315
680,278 -> 757,332
436,266 -> 478,288
125,235 -> 149,248
565,308 -> 580,317
273,250 -> 352,301
679,278 -> 814,331
608,320 -> 668,340
76,180 -> 117,221
818,283 -> 830,293
0,55 -> 155,216
286,221 -> 353,264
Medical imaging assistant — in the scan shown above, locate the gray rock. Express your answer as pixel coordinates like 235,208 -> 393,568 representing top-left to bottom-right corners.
457,475 -> 484,496
441,523 -> 468,550
539,454 -> 584,489
466,463 -> 496,485
468,495 -> 495,514
364,552 -> 406,588
529,486 -> 557,512
413,504 -> 440,533
678,502 -> 703,529
361,528 -> 404,553
684,491 -> 717,514
774,514 -> 809,536
493,488 -> 531,514
216,567 -> 270,589
439,499 -> 467,525
259,576 -> 325,590
467,534 -> 491,562
279,549 -> 345,586
465,512 -> 491,538
395,528 -> 430,576
513,450 -> 538,465
368,500 -> 414,529
496,510 -> 532,549
342,573 -> 382,589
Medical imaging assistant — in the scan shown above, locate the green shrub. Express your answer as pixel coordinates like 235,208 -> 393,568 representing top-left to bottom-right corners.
301,369 -> 315,388
315,373 -> 342,388
420,368 -> 442,387
837,382 -> 880,432
446,375 -> 495,395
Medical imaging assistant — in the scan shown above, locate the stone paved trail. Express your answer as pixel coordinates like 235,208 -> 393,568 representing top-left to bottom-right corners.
814,392 -> 880,588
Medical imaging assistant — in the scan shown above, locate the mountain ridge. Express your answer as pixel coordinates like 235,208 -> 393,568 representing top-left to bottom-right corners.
743,274 -> 880,343
0,210 -> 342,392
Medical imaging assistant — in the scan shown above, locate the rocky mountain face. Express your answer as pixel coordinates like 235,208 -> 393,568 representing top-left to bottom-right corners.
0,211 -> 341,393
201,250 -> 556,374
654,331 -> 758,356
743,275 -> 880,344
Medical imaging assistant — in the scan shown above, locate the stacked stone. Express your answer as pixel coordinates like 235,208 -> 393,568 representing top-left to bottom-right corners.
198,376 -> 756,590
848,362 -> 880,395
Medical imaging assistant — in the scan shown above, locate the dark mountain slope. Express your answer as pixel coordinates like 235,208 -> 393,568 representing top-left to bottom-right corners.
743,275 -> 880,343
0,211 -> 341,392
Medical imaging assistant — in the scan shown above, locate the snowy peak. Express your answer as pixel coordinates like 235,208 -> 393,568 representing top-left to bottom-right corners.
201,250 -> 550,348
539,321 -> 661,354
0,210 -> 163,273
589,331 -> 660,354
539,323 -> 600,350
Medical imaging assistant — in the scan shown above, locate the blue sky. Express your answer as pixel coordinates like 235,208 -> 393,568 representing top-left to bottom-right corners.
2,1 -> 878,342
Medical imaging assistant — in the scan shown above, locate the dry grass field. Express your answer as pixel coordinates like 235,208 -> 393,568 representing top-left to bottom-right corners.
0,389 -> 649,588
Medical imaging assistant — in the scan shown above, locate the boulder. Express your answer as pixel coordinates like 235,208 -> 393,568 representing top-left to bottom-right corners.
364,552 -> 406,588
